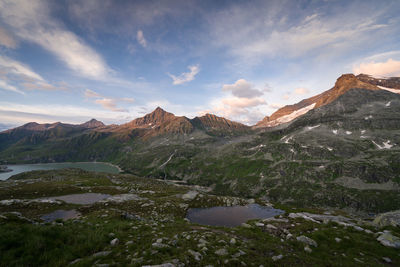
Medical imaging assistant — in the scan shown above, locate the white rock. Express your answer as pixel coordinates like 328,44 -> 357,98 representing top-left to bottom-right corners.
110,238 -> 119,246
297,236 -> 318,247
182,191 -> 198,201
272,254 -> 283,261
215,248 -> 228,256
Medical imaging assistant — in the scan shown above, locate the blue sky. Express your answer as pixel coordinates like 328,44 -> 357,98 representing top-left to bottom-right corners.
0,0 -> 400,128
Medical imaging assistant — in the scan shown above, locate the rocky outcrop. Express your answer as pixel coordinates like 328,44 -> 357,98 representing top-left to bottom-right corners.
373,210 -> 400,227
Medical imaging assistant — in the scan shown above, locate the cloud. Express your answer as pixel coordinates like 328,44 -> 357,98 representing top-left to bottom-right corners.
137,30 -> 147,48
0,79 -> 24,94
21,81 -> 68,91
168,65 -> 200,85
208,1 -> 396,64
222,79 -> 263,98
221,97 -> 266,109
294,87 -> 310,95
0,54 -> 68,93
95,98 -> 127,112
269,103 -> 283,109
0,26 -> 17,48
201,78 -> 268,124
0,0 -> 112,80
0,55 -> 44,81
85,89 -> 102,98
353,58 -> 400,77
84,89 -> 134,112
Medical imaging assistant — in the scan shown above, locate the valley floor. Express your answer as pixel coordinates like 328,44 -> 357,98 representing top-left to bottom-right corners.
0,169 -> 399,266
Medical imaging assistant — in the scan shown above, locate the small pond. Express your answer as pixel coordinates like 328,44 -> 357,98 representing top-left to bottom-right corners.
0,162 -> 120,180
49,193 -> 111,205
41,209 -> 81,222
186,204 -> 284,227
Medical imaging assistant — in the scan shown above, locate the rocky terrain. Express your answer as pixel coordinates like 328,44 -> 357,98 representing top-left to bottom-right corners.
0,169 -> 399,266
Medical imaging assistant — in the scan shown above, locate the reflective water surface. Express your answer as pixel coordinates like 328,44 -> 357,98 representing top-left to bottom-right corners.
186,204 -> 284,227
40,209 -> 81,222
49,193 -> 111,205
0,162 -> 120,180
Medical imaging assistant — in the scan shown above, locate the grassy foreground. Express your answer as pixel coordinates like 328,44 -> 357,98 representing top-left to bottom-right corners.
0,169 -> 399,266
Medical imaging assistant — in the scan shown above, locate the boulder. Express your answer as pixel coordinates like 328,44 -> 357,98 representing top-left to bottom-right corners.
182,191 -> 198,201
377,232 -> 400,248
373,210 -> 400,227
296,236 -> 318,247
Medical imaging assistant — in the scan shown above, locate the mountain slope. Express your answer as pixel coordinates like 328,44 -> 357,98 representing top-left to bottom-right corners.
255,73 -> 399,128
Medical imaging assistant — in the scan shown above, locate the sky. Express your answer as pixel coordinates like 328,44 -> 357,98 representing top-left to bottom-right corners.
0,0 -> 400,129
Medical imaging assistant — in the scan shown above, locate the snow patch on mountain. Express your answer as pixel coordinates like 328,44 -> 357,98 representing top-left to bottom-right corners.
307,124 -> 320,130
268,103 -> 316,127
372,140 -> 394,149
378,85 -> 400,94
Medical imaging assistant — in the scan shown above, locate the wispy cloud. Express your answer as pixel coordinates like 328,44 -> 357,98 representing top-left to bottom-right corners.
137,30 -> 147,48
294,87 -> 310,95
168,65 -> 200,85
0,26 -> 17,48
0,0 -> 112,80
0,55 -> 44,81
353,58 -> 400,77
0,54 -> 69,93
0,79 -> 24,94
95,98 -> 126,112
84,89 -> 134,112
208,1 -> 395,65
85,89 -> 102,98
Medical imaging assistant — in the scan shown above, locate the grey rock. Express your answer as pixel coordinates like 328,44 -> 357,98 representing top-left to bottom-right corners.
304,246 -> 312,253
215,248 -> 228,256
110,238 -> 119,246
152,242 -> 168,249
377,232 -> 400,248
297,236 -> 318,247
373,210 -> 400,227
241,223 -> 251,228
182,191 -> 198,201
92,251 -> 111,257
188,249 -> 202,261
272,255 -> 283,261
382,257 -> 392,263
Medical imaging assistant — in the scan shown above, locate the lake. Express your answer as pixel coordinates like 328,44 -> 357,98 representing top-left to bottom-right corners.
0,162 -> 120,180
186,204 -> 284,227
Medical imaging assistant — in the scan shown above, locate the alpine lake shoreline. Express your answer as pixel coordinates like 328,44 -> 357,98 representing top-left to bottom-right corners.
0,167 -> 399,266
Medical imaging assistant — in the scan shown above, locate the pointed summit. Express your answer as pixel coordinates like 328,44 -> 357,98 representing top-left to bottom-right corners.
126,107 -> 177,128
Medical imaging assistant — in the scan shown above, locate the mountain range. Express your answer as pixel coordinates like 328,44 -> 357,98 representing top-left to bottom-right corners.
1,73 -> 400,214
